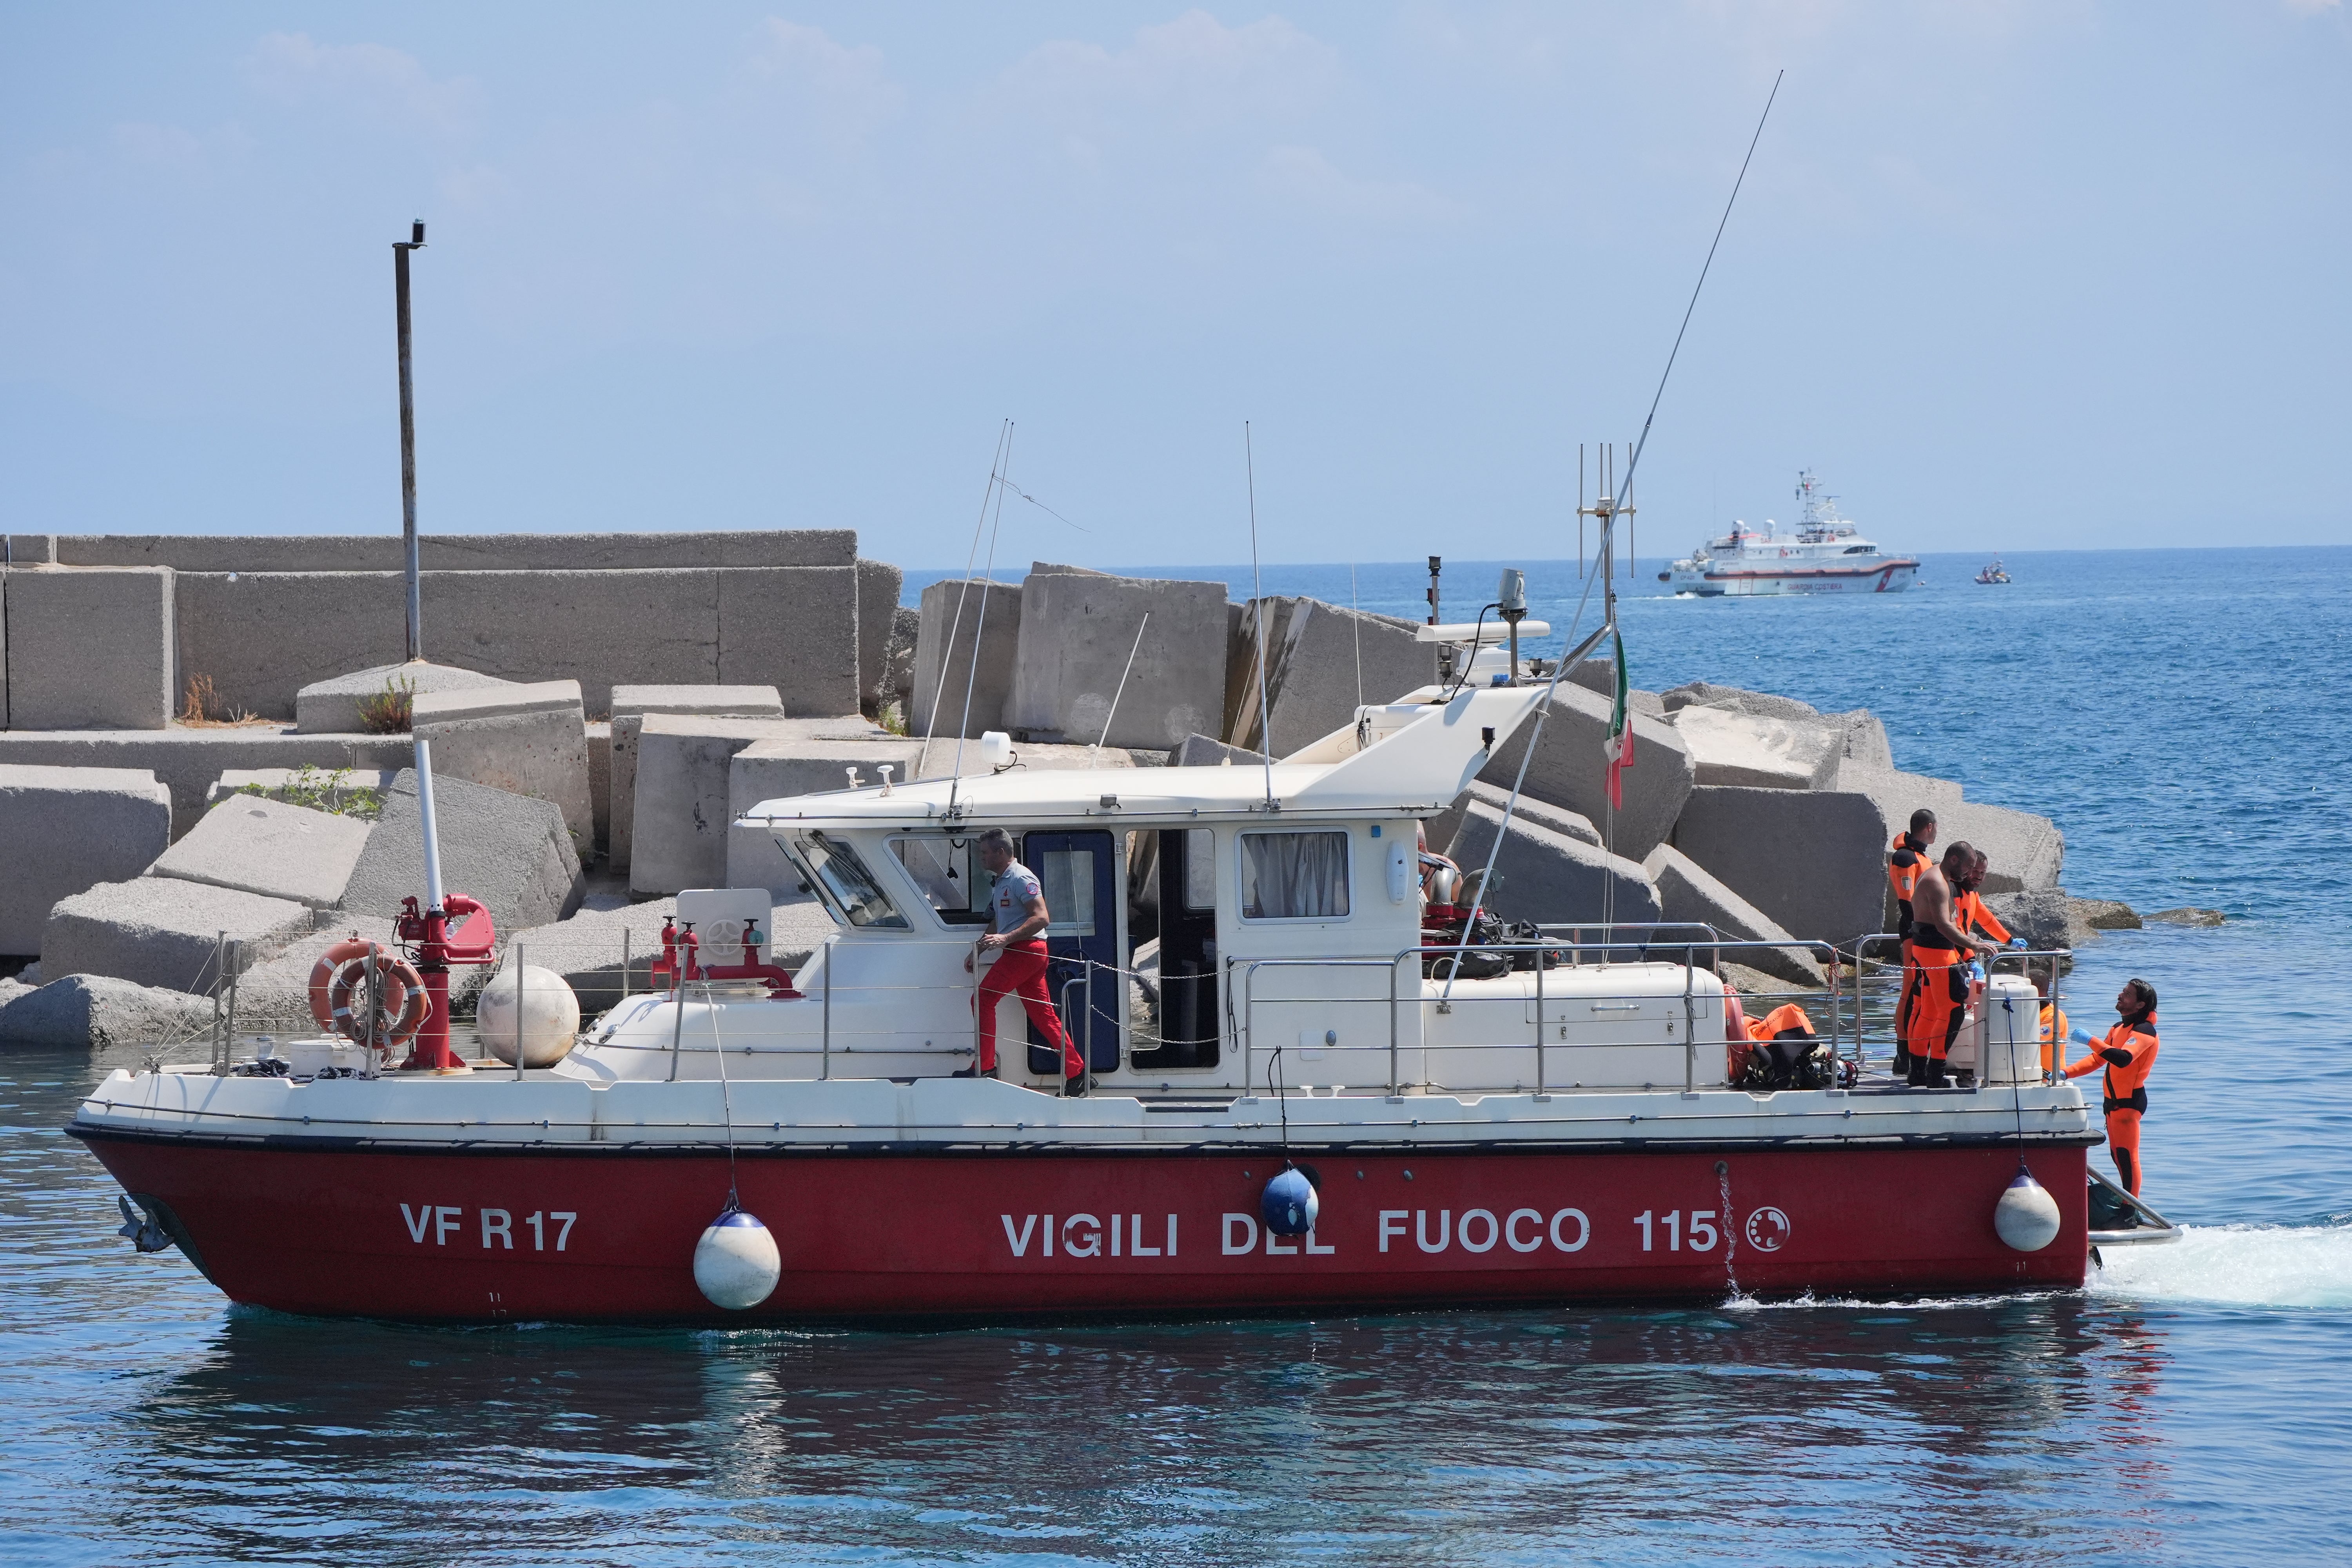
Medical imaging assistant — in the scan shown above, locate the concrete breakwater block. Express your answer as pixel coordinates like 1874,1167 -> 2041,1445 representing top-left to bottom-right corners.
413,681 -> 593,852
219,915 -> 403,1032
910,737 -> 1145,780
1446,798 -> 1662,928
1939,796 -> 2065,894
1171,732 -> 1268,769
608,686 -> 784,873
855,559 -> 904,715
728,736 -> 926,893
1008,570 -> 1230,750
0,729 -> 412,841
1428,781 -> 1599,864
1669,786 -> 1891,950
1477,684 -> 1694,862
1642,843 -> 1824,987
0,973 -> 217,1050
44,877 -> 311,994
1669,704 -> 1844,791
0,764 -> 173,955
340,768 -> 583,933
1661,681 -> 1826,724
631,715 -> 804,897
147,794 -> 373,911
294,660 -> 515,735
912,577 -> 1022,742
207,768 -> 396,811
1227,597 -> 1436,757
5,566 -> 175,730
1564,659 -> 1668,717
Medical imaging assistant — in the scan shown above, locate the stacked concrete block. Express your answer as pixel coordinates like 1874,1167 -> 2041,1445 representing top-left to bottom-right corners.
1564,659 -> 1668,717
146,795 -> 373,910
1641,843 -> 1824,987
728,736 -> 927,892
0,765 -> 174,954
0,567 -> 9,726
1172,732 -> 1268,769
586,720 -> 610,855
1669,786 -> 1892,950
1669,705 -> 1843,791
608,686 -> 786,873
412,681 -> 593,852
1940,797 -> 2065,894
912,577 -> 1022,742
911,739 -> 1145,780
1661,681 -> 1826,724
294,660 -> 515,734
855,559 -> 904,715
4,567 -> 174,729
1477,684 -> 1694,861
1446,798 -> 1662,927
0,973 -> 218,1050
174,572 -> 407,722
631,714 -> 802,896
1008,570 -> 1230,750
712,566 -> 863,717
340,769 -> 583,934
1227,598 -> 1437,757
1429,781 -> 1599,864
1834,710 -> 1894,773
44,877 -> 310,994
0,730 -> 410,841
883,605 -> 921,720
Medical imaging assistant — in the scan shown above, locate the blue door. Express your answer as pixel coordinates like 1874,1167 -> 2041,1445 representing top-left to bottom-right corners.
1022,830 -> 1121,1075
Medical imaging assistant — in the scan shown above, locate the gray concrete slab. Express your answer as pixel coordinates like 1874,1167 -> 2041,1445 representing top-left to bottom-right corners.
295,660 -> 515,734
341,768 -> 584,933
1668,785 -> 1892,949
147,794 -> 373,910
1661,681 -> 1824,723
0,764 -> 173,954
0,728 -> 410,840
44,877 -> 311,993
423,569 -> 726,711
1230,598 -> 1438,756
0,973 -> 217,1049
1432,781 -> 1600,861
205,766 -> 394,812
413,680 -> 593,851
912,577 -> 1022,741
586,719 -> 610,859
1940,796 -> 2065,894
1477,683 -> 1694,861
173,572 -> 408,721
1172,732 -> 1269,769
729,736 -> 927,891
1008,570 -> 1230,750
884,605 -> 920,722
855,559 -> 904,714
1642,842 -> 1824,987
715,565 -> 863,718
1833,709 -> 1894,773
607,687 -> 788,873
630,715 -> 805,896
1563,658 -> 1667,717
1668,704 -> 1843,790
54,530 -> 858,572
1446,798 -> 1661,927
5,567 -> 174,729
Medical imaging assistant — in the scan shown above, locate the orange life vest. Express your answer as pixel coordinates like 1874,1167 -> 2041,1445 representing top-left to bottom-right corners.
1955,889 -> 2011,945
1888,833 -> 1929,908
2038,1002 -> 2071,1076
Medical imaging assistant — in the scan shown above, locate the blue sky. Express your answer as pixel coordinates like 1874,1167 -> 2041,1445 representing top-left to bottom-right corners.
2,3 -> 2345,565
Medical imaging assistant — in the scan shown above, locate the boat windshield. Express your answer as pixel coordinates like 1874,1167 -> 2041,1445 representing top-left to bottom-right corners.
795,833 -> 910,929
890,835 -> 992,926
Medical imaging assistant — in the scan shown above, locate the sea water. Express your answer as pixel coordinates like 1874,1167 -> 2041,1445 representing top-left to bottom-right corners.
4,546 -> 2347,1565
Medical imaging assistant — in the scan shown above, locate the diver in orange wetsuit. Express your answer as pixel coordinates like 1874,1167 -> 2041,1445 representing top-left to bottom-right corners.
1901,842 -> 2001,1087
2066,977 -> 2160,1196
1888,810 -> 1938,1079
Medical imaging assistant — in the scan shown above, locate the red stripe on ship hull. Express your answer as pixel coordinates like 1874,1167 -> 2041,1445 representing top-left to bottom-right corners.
79,1136 -> 2088,1323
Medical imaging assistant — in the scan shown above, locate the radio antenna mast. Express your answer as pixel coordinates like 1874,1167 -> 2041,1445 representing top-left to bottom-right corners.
1245,422 -> 1274,809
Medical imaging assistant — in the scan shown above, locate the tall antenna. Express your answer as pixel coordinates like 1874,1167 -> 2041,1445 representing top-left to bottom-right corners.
920,420 -> 1011,780
1245,423 -> 1274,809
393,219 -> 426,662
946,424 -> 1015,820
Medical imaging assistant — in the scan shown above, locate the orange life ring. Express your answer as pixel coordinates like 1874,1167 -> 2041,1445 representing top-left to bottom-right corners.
309,940 -> 429,1048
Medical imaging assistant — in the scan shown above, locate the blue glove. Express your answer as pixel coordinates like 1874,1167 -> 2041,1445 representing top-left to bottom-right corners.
2068,1025 -> 2097,1046
1966,961 -> 1985,984
2007,937 -> 2029,950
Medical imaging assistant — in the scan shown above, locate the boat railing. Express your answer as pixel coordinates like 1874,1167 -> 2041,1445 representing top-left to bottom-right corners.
1847,934 -> 2078,1082
1231,929 -> 1853,1098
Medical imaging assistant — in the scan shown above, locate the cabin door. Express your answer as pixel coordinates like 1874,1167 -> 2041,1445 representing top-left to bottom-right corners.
1021,830 -> 1122,1075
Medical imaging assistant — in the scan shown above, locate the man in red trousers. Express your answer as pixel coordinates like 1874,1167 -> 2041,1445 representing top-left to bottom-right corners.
962,828 -> 1087,1094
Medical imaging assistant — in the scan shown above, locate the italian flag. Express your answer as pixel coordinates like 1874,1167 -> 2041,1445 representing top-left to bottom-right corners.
1602,625 -> 1635,810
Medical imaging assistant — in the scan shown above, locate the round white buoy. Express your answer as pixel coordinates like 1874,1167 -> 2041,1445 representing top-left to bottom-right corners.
693,1209 -> 781,1310
475,965 -> 581,1067
1261,1166 -> 1320,1237
1994,1168 -> 2062,1252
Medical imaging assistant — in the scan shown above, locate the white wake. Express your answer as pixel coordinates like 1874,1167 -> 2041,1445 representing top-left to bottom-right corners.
2091,1222 -> 2352,1310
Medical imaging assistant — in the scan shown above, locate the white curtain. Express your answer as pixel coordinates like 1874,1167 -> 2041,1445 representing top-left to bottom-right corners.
1242,832 -> 1350,919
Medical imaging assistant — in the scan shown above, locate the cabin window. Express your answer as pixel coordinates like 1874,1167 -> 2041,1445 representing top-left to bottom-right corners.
889,836 -> 992,926
1237,830 -> 1351,921
1182,827 -> 1216,911
1038,847 -> 1098,937
795,833 -> 909,929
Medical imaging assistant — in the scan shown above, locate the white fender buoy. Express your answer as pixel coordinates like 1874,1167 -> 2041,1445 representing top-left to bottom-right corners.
693,1208 -> 781,1310
1994,1168 -> 2062,1253
476,965 -> 581,1067
1261,1166 -> 1319,1237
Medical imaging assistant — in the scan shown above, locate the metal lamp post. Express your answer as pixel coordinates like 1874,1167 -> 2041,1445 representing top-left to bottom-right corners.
394,220 -> 426,662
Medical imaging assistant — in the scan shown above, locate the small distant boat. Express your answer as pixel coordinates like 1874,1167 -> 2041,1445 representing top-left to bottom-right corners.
1975,559 -> 2011,585
1661,470 -> 1917,596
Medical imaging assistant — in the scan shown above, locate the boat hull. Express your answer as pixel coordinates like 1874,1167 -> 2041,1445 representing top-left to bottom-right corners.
1670,560 -> 1918,597
80,1132 -> 2088,1322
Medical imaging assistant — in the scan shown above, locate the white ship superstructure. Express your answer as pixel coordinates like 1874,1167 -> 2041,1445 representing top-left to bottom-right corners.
1664,471 -> 1918,596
